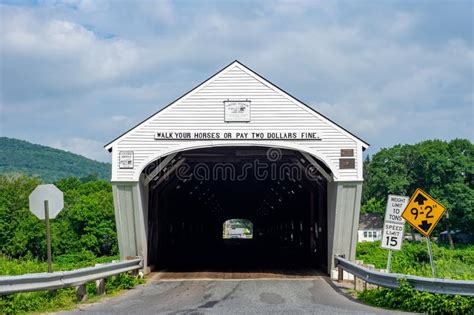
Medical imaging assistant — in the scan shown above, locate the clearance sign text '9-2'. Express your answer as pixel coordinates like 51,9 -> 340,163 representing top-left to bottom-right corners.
401,188 -> 447,237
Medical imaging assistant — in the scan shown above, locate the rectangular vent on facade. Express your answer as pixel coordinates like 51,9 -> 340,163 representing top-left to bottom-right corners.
340,149 -> 354,157
339,158 -> 355,169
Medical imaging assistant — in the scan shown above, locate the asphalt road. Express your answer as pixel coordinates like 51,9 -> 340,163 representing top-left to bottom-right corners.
61,277 -> 407,314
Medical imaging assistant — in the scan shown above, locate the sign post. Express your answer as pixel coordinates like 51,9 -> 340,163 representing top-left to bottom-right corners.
401,188 -> 447,277
44,200 -> 52,273
386,249 -> 393,273
29,184 -> 64,273
381,195 -> 409,272
426,237 -> 436,277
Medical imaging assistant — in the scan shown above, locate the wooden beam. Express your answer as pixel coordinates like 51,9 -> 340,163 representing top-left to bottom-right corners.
143,153 -> 177,186
152,158 -> 186,189
301,152 -> 333,183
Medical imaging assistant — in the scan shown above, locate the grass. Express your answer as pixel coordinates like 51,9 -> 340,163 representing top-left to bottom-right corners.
0,251 -> 119,276
0,252 -> 144,314
355,241 -> 474,314
358,278 -> 474,315
356,240 -> 474,280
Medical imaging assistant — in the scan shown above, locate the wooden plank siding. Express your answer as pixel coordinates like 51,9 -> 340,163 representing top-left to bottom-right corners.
107,62 -> 367,182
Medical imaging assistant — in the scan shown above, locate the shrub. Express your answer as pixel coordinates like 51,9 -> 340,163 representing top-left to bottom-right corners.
0,175 -> 118,260
358,279 -> 474,314
0,272 -> 144,315
0,288 -> 77,314
356,241 -> 474,280
105,273 -> 145,292
0,253 -> 118,275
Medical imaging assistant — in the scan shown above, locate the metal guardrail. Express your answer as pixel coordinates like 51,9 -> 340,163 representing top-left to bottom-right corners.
0,258 -> 142,295
335,256 -> 474,296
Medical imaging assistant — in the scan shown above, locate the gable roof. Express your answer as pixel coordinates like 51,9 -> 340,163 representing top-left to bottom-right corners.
105,60 -> 369,151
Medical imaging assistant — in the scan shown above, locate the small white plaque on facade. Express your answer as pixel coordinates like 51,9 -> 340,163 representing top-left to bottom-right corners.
119,151 -> 134,169
381,194 -> 408,251
224,100 -> 250,122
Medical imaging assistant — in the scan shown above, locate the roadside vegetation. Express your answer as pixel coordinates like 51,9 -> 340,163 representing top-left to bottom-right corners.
362,139 -> 473,238
357,139 -> 473,314
0,174 -> 144,314
355,241 -> 474,314
358,279 -> 474,315
0,175 -> 117,260
0,254 -> 144,314
356,241 -> 474,280
0,252 -> 118,276
0,138 -> 472,313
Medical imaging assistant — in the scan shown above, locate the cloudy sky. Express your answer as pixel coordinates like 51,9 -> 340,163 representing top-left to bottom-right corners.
1,0 -> 473,162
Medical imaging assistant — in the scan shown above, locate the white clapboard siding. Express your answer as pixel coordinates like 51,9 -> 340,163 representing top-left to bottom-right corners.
107,61 -> 368,182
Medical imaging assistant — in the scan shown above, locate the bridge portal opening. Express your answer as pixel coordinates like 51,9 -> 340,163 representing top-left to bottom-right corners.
223,219 -> 253,239
145,146 -> 329,273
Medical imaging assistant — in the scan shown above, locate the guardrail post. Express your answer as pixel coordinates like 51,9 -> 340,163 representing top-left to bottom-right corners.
127,256 -> 140,276
76,284 -> 87,302
355,277 -> 365,291
365,264 -> 375,290
96,278 -> 105,295
335,254 -> 344,282
354,260 -> 363,291
338,266 -> 343,282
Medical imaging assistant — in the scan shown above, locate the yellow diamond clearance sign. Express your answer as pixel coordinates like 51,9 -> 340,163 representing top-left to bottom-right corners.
401,188 -> 446,237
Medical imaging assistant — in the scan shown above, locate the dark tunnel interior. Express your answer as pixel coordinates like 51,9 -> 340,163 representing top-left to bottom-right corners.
146,147 -> 329,272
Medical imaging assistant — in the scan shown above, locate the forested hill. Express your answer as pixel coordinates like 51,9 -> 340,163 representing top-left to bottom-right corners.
0,137 -> 111,182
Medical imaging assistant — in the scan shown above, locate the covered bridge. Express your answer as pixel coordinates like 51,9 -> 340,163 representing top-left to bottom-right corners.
105,61 -> 369,274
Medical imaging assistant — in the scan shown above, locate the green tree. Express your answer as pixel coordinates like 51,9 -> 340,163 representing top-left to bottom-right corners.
362,139 -> 474,235
0,175 -> 118,259
360,198 -> 384,215
55,178 -> 117,256
0,175 -> 44,257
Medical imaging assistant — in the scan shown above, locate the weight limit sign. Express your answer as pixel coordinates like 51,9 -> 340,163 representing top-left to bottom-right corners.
381,195 -> 409,251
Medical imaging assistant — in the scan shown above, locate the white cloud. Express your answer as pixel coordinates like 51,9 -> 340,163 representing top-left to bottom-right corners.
43,0 -> 110,12
236,22 -> 473,146
266,0 -> 334,17
86,114 -> 136,135
313,101 -> 396,137
139,0 -> 175,25
389,12 -> 418,35
111,115 -> 129,123
50,137 -> 109,162
74,0 -> 110,12
0,1 -> 472,159
0,6 -> 154,97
